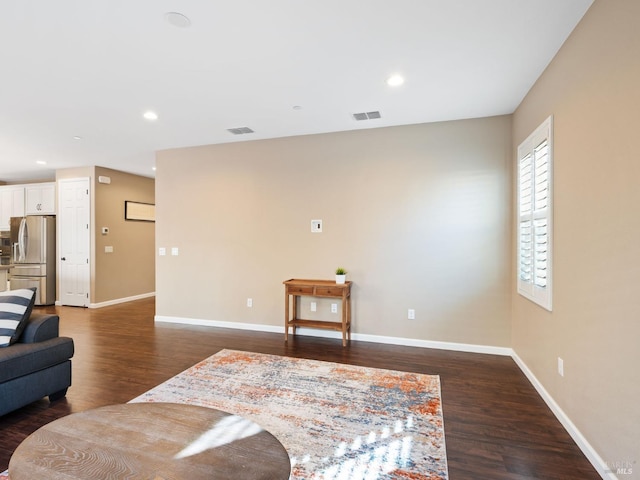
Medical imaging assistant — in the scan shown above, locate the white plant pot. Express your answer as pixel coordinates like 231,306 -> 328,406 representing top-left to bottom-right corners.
335,274 -> 346,284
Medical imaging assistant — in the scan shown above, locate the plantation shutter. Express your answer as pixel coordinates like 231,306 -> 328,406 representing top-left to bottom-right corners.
517,116 -> 552,311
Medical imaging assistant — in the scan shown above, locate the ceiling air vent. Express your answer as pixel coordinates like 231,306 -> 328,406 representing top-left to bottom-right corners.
227,127 -> 255,135
352,111 -> 381,121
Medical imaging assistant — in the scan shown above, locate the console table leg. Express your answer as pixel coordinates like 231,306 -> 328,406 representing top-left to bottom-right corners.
342,294 -> 348,347
347,297 -> 351,343
291,296 -> 298,338
284,292 -> 289,342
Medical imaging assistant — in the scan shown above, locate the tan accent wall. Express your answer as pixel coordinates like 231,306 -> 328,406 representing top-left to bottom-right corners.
56,166 -> 155,304
94,167 -> 155,303
512,0 -> 639,467
156,116 -> 512,346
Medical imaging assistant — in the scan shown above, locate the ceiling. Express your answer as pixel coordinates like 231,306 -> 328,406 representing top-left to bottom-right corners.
0,0 -> 594,182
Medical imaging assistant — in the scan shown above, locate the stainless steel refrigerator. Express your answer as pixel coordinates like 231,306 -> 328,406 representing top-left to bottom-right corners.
10,215 -> 56,305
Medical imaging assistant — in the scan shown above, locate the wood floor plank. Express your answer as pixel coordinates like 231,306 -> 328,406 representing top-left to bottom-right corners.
0,298 -> 600,479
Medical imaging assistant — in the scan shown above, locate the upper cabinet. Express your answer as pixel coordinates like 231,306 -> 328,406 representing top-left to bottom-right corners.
0,182 -> 57,230
0,186 -> 26,231
25,183 -> 56,215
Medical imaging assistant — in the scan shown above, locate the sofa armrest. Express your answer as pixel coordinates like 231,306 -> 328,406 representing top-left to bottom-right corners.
19,314 -> 60,344
0,337 -> 74,384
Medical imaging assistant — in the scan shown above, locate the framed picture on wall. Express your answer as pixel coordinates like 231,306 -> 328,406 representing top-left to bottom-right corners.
125,201 -> 155,222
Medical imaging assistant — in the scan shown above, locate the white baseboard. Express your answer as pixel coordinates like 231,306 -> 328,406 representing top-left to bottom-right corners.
155,315 -> 282,333
154,315 -> 511,356
511,352 -> 614,480
351,331 -> 512,356
89,292 -> 155,309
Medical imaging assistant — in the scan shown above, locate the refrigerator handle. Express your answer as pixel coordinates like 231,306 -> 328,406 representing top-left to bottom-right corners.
18,217 -> 27,262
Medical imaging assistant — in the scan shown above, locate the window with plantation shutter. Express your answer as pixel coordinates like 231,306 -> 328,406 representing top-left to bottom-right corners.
517,116 -> 552,311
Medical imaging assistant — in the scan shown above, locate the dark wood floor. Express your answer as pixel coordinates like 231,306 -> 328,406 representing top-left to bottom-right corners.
1,298 -> 599,479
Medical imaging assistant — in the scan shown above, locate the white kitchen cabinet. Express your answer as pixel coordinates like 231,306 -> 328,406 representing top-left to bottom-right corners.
0,186 -> 25,231
25,183 -> 56,215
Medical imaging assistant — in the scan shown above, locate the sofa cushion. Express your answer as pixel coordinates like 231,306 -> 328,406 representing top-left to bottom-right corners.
0,337 -> 74,383
0,288 -> 37,347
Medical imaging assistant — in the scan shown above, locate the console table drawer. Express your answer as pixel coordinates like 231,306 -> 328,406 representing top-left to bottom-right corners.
287,285 -> 314,295
315,286 -> 344,296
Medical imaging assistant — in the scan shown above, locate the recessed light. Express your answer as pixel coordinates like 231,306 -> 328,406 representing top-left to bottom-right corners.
292,105 -> 303,111
386,74 -> 405,87
73,135 -> 82,141
143,111 -> 158,121
165,12 -> 191,28
36,160 -> 47,165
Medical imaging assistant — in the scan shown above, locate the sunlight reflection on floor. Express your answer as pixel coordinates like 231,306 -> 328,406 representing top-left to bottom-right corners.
290,415 -> 415,479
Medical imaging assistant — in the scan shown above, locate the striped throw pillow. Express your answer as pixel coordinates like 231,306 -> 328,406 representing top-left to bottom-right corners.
0,288 -> 37,347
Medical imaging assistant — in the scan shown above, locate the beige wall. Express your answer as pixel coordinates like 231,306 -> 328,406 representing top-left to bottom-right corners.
512,0 -> 639,470
156,116 -> 513,346
56,166 -> 155,304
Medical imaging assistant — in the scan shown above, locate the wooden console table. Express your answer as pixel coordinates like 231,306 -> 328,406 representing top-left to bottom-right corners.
284,278 -> 352,347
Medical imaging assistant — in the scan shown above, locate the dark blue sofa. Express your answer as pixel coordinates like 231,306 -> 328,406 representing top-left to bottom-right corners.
0,313 -> 74,416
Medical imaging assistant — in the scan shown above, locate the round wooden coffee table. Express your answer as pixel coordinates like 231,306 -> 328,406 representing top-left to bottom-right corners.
9,403 -> 291,480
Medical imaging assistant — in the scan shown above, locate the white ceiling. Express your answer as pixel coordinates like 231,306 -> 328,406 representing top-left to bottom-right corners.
0,0 -> 594,182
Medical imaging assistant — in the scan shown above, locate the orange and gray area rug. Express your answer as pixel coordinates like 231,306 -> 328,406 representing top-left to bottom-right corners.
133,349 -> 448,479
2,349 -> 447,479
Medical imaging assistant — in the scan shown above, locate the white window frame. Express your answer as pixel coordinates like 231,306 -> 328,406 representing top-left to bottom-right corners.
517,116 -> 553,311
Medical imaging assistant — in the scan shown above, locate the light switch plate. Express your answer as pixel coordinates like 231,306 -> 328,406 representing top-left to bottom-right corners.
558,357 -> 564,377
311,219 -> 322,233
159,247 -> 166,256
171,247 -> 179,256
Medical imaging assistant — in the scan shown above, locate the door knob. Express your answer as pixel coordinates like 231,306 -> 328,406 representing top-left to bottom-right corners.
61,257 -> 66,261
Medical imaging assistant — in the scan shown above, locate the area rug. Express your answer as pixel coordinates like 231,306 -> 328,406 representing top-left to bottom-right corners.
2,349 -> 448,479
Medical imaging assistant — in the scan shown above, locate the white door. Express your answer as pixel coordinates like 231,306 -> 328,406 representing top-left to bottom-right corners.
58,178 -> 90,307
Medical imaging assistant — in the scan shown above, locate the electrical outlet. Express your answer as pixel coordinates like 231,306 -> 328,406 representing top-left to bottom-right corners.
408,309 -> 415,320
331,303 -> 338,313
310,302 -> 317,312
558,357 -> 564,377
247,298 -> 253,308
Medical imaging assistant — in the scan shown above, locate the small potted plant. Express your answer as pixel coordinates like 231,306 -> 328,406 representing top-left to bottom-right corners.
335,267 -> 347,284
